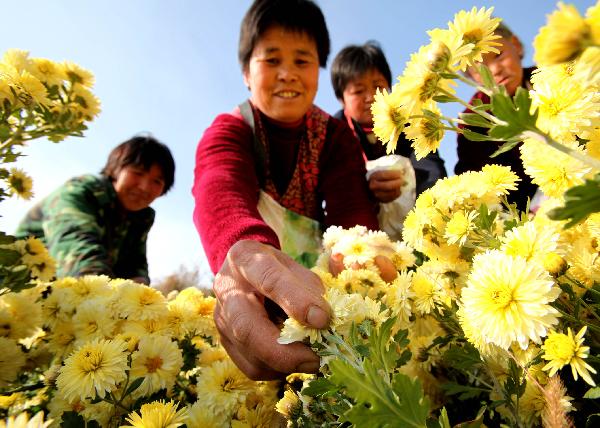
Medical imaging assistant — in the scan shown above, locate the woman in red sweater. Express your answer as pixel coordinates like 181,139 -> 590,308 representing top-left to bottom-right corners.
193,0 -> 383,380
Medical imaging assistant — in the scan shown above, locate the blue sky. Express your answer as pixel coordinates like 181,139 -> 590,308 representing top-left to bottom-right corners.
0,0 -> 594,284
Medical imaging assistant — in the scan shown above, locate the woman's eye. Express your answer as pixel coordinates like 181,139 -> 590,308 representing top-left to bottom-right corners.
265,57 -> 279,65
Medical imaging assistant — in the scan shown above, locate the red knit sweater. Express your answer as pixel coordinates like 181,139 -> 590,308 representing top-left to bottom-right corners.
193,110 -> 379,273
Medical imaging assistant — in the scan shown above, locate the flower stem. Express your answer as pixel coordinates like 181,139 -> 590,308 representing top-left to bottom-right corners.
449,68 -> 492,97
437,88 -> 505,125
525,130 -> 600,171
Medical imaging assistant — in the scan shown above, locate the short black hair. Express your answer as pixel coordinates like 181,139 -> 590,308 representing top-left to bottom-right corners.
238,0 -> 330,69
101,135 -> 175,195
331,41 -> 392,100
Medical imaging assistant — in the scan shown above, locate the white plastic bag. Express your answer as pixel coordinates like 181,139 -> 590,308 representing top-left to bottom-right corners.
365,155 -> 416,242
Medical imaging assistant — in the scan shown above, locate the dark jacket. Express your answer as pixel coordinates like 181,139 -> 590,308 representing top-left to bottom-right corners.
334,110 -> 447,196
455,67 -> 538,211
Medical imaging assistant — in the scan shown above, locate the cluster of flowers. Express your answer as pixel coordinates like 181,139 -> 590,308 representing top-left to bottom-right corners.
0,276 -> 281,427
0,49 -> 100,202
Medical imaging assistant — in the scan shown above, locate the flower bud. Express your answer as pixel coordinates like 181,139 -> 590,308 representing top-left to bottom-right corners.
427,41 -> 452,73
543,252 -> 567,277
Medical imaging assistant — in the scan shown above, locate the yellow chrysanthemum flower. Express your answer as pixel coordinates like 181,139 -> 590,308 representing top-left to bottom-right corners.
427,29 -> 475,72
334,268 -> 386,298
232,402 -> 276,427
123,400 -> 188,428
586,127 -> 600,159
275,389 -> 302,419
2,68 -> 49,107
588,2 -> 600,43
0,338 -> 26,387
534,2 -> 592,66
0,412 -> 51,428
47,320 -> 76,359
72,298 -> 117,342
195,360 -> 255,418
403,103 -> 445,159
444,210 -> 478,246
30,57 -> 66,87
447,6 -> 502,70
371,86 -> 409,153
500,221 -> 559,264
520,138 -> 591,197
460,250 -> 560,350
116,281 -> 168,320
7,168 -> 33,200
390,241 -> 417,271
56,338 -> 128,401
1,49 -> 32,73
130,335 -> 183,396
542,326 -> 597,386
480,164 -> 520,195
384,271 -> 414,326
412,268 -> 443,315
186,400 -> 228,428
332,235 -> 377,268
72,85 -> 101,120
62,61 -> 95,88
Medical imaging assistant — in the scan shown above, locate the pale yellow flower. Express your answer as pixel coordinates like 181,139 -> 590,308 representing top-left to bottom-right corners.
371,86 -> 409,153
0,338 -> 26,387
412,268 -> 443,315
500,221 -> 559,264
444,210 -> 478,246
390,241 -> 417,271
427,29 -> 475,72
170,288 -> 217,337
520,138 -> 591,197
116,281 -> 168,320
534,2 -> 592,66
1,49 -> 33,73
1,68 -> 49,107
460,250 -> 560,350
122,400 -> 188,428
7,168 -> 33,200
56,338 -> 128,401
403,102 -> 445,159
332,234 -> 377,268
0,289 -> 42,340
384,271 -> 414,326
542,326 -> 597,386
334,268 -> 386,298
130,335 -> 183,396
447,6 -> 502,70
232,402 -> 277,427
480,164 -> 520,196
72,85 -> 101,120
0,412 -> 51,428
586,127 -> 600,159
62,61 -> 95,88
588,2 -> 600,43
275,389 -> 301,418
72,298 -> 117,342
186,400 -> 228,428
30,57 -> 66,87
47,320 -> 76,359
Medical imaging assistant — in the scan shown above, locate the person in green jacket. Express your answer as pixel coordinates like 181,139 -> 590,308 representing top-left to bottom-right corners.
16,135 -> 175,284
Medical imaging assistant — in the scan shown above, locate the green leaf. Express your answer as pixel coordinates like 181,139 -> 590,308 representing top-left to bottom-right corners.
439,72 -> 458,80
584,386 -> 600,399
442,343 -> 482,372
438,408 -> 451,428
125,376 -> 145,396
441,382 -> 487,400
302,377 -> 339,397
0,231 -> 15,245
0,248 -> 21,265
459,113 -> 493,129
490,140 -> 520,157
548,174 -> 600,227
432,95 -> 456,103
390,373 -> 430,426
461,128 -> 491,142
477,64 -> 496,89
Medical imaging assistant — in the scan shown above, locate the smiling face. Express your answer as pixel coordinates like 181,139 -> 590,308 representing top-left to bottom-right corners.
243,26 -> 319,125
113,163 -> 165,212
467,36 -> 524,96
341,68 -> 389,127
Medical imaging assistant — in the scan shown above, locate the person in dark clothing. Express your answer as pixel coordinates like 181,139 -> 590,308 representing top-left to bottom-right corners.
455,23 -> 538,211
331,41 -> 447,197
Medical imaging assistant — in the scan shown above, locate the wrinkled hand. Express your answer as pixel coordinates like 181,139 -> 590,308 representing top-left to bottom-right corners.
369,169 -> 404,203
328,253 -> 398,282
213,240 -> 331,380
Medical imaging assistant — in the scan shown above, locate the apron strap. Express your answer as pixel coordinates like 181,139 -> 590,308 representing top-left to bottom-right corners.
238,100 -> 267,187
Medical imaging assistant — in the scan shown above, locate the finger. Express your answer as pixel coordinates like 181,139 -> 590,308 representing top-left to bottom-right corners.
374,189 -> 402,203
214,285 -> 321,377
370,178 -> 404,192
371,169 -> 404,181
230,241 -> 330,329
328,253 -> 345,277
374,255 -> 398,282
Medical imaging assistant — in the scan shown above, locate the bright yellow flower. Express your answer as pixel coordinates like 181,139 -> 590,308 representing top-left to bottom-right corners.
62,61 -> 95,88
334,268 -> 386,298
7,168 -> 33,200
72,85 -> 101,120
0,412 -> 51,428
542,326 -> 597,386
403,102 -> 445,159
0,288 -> 42,340
130,336 -> 183,396
586,126 -> 600,159
520,138 -> 590,197
412,268 -> 442,315
0,338 -> 26,387
500,221 -> 559,264
371,86 -> 409,153
1,50 -> 33,73
30,57 -> 66,87
123,400 -> 188,428
332,235 -> 377,268
116,281 -> 168,320
72,298 -> 117,342
47,320 -> 76,359
543,252 -> 568,277
534,2 -> 592,66
186,400 -> 228,428
588,2 -> 600,43
2,68 -> 49,107
460,250 -> 560,350
232,402 -> 276,427
195,360 -> 255,418
447,7 -> 502,70
384,271 -> 414,326
275,389 -> 302,418
390,241 -> 417,271
427,29 -> 475,72
444,210 -> 478,246
480,164 -> 520,196
56,338 -> 128,401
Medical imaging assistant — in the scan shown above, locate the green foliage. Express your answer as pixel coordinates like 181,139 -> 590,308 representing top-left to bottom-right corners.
548,173 -> 600,227
489,87 -> 538,145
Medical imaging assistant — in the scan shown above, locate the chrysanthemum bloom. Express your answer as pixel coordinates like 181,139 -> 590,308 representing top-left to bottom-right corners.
588,2 -> 600,44
116,281 -> 168,321
543,252 -> 568,277
123,400 -> 188,428
460,250 -> 560,350
47,320 -> 76,359
534,2 -> 592,66
61,61 -> 95,88
332,234 -> 378,268
0,411 -> 51,428
1,67 -> 49,107
542,326 -> 597,386
444,210 -> 478,246
403,103 -> 445,159
56,338 -> 128,401
68,275 -> 112,307
427,29 -> 476,72
412,269 -> 443,315
384,271 -> 414,327
72,298 -> 117,342
195,360 -> 255,418
186,400 -> 228,428
30,57 -> 66,87
0,338 -> 26,387
371,86 -> 408,153
334,268 -> 386,298
172,288 -> 217,337
500,222 -> 559,265
480,164 -> 520,196
130,335 -> 183,396
520,138 -> 591,197
7,168 -> 33,200
2,49 -> 33,73
0,289 -> 42,340
232,403 -> 277,427
72,85 -> 101,120
447,6 -> 501,70
275,389 -> 302,419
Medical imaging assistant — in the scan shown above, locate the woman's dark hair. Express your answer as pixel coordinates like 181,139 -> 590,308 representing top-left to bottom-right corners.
238,0 -> 330,69
101,135 -> 175,195
331,41 -> 392,100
